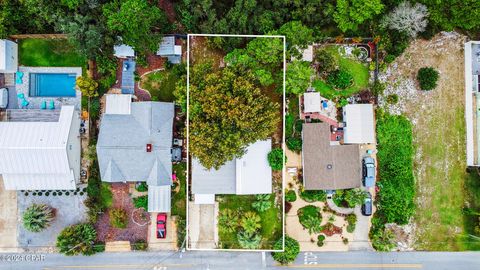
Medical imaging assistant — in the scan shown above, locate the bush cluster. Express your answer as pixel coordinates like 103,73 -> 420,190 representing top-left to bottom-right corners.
300,189 -> 327,203
268,148 -> 286,171
417,67 -> 439,91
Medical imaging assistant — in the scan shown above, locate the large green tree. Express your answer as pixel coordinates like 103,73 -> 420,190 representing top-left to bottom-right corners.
277,21 -> 314,59
420,0 -> 480,31
333,0 -> 384,32
103,0 -> 170,54
187,63 -> 280,169
285,61 -> 314,95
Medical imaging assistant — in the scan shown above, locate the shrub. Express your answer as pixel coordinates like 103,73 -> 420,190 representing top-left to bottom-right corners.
298,205 -> 322,234
93,242 -> 105,253
384,55 -> 395,64
237,230 -> 261,249
327,69 -> 353,89
386,94 -> 399,104
109,208 -> 128,229
271,236 -> 300,265
320,222 -> 343,236
417,67 -> 439,90
347,224 -> 356,233
317,234 -> 326,247
132,240 -> 148,251
286,137 -> 302,152
268,148 -> 286,171
56,223 -> 97,256
252,194 -> 272,212
22,204 -> 55,232
315,49 -> 338,74
343,238 -> 349,245
285,190 -> 297,202
299,190 -> 326,203
333,189 -> 367,208
133,195 -> 148,210
241,212 -> 262,234
136,182 -> 148,192
372,81 -> 386,96
218,209 -> 239,233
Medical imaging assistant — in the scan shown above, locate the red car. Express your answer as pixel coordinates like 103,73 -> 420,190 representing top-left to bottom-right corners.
156,213 -> 167,239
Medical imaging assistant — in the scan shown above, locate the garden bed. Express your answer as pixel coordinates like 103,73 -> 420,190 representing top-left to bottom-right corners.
312,45 -> 370,99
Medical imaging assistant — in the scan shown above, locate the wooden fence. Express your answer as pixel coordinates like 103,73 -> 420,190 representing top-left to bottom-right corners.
9,34 -> 67,39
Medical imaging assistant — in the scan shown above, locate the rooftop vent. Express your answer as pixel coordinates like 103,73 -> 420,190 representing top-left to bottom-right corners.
146,144 -> 152,152
327,164 -> 333,169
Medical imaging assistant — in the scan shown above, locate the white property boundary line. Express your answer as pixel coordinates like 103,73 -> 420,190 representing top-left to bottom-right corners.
186,33 -> 286,252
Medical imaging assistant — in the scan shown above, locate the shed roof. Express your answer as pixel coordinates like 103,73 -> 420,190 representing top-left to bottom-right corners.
97,102 -> 174,186
157,36 -> 181,56
114,44 -> 135,58
343,104 -> 375,144
303,92 -> 321,113
302,123 -> 361,190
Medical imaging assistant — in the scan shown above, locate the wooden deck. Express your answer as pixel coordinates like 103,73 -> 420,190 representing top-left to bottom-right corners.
4,109 -> 60,122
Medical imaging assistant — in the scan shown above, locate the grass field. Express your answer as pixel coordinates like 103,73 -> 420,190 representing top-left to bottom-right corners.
382,33 -> 480,250
218,194 -> 282,249
312,45 -> 369,99
140,70 -> 178,102
18,39 -> 86,68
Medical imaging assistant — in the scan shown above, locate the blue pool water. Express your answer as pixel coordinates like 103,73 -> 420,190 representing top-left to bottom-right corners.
29,73 -> 77,97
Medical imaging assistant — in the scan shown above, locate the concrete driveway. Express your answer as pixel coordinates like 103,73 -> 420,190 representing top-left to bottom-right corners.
0,177 -> 19,252
188,203 -> 217,249
147,212 -> 177,251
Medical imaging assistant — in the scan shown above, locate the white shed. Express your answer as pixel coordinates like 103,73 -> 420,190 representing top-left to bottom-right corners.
0,40 -> 18,73
114,44 -> 135,58
303,92 -> 321,113
343,104 -> 375,144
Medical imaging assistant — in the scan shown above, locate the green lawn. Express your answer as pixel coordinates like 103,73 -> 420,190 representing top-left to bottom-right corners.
218,194 -> 282,249
18,39 -> 86,68
171,162 -> 186,219
312,46 -> 369,99
140,70 -> 178,102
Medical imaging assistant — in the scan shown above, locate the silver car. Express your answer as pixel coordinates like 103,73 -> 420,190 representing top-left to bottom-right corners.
362,156 -> 376,187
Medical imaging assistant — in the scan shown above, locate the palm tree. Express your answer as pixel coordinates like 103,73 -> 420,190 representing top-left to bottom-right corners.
22,204 -> 55,232
237,230 -> 261,249
218,209 -> 239,233
240,212 -> 261,234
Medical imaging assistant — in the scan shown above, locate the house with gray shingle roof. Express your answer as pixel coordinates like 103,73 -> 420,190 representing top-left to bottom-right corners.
97,94 -> 174,212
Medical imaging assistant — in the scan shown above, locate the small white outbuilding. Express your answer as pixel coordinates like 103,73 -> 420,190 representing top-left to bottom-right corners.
0,39 -> 17,73
343,104 -> 375,144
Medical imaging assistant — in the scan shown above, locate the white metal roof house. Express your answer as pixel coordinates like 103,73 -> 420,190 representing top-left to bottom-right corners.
0,106 -> 81,190
156,36 -> 182,64
0,39 -> 18,73
97,94 -> 174,212
114,44 -> 135,58
465,41 -> 480,166
191,139 -> 272,204
343,104 -> 375,144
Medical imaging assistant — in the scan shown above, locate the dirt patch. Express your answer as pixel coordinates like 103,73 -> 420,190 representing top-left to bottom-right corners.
379,32 -> 469,250
95,183 -> 148,243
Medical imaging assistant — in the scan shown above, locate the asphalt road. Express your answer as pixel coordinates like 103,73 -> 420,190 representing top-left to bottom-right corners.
0,251 -> 478,270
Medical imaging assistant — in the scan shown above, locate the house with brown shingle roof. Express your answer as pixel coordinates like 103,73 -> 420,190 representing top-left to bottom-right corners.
302,122 -> 361,190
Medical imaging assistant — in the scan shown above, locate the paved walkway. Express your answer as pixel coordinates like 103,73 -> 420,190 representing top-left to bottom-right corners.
0,178 -> 19,252
326,197 -> 354,215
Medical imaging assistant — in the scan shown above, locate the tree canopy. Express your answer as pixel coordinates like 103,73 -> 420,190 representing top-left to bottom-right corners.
285,61 -> 314,95
333,0 -> 384,32
187,63 -> 280,169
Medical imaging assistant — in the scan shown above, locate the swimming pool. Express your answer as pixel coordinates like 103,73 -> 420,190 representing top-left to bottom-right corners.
29,73 -> 77,97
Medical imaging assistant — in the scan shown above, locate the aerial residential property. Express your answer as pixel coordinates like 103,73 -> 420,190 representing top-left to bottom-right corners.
0,1 -> 480,269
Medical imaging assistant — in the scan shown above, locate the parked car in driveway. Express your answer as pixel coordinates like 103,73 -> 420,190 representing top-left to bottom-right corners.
156,213 -> 167,239
0,88 -> 8,109
361,192 -> 373,216
362,156 -> 376,187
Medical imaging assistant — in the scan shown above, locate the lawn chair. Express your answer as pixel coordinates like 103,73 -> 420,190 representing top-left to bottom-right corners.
15,71 -> 23,84
48,100 -> 55,110
40,101 -> 47,109
21,99 -> 29,108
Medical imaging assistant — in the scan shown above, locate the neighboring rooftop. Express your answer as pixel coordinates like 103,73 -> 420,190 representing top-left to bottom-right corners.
302,122 -> 361,190
0,39 -> 17,73
0,106 -> 80,190
114,44 -> 135,58
343,104 -> 375,144
156,36 -> 182,64
97,95 -> 174,186
191,139 -> 272,199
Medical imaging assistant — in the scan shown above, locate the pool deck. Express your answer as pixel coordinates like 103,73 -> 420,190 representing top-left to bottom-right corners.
16,67 -> 82,110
